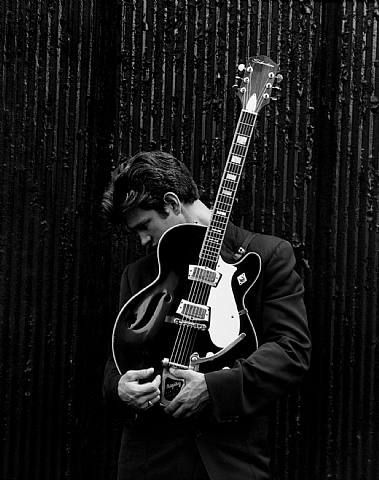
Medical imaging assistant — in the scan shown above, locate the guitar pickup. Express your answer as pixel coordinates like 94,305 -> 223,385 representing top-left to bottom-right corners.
188,265 -> 221,287
176,300 -> 210,325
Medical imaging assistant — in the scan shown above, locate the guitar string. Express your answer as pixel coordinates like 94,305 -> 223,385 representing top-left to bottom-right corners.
185,112 -> 254,289
175,109 -> 259,364
171,110 -> 257,366
172,148 -> 242,366
172,163 -> 243,362
170,106 -> 261,366
171,149 -> 241,364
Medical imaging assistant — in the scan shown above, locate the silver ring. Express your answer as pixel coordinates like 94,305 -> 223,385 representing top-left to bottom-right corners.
147,400 -> 153,408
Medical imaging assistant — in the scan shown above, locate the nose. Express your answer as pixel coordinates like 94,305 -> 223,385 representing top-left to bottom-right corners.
138,232 -> 152,246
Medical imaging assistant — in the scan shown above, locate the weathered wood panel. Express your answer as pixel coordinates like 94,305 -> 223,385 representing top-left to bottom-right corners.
0,1 -> 378,479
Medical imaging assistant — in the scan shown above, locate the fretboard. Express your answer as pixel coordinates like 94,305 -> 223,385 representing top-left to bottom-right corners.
199,109 -> 257,269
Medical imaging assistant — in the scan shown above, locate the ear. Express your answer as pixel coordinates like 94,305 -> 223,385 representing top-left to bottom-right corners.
163,192 -> 182,215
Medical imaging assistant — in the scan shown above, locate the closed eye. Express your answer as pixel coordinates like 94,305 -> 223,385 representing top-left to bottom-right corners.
132,220 -> 149,233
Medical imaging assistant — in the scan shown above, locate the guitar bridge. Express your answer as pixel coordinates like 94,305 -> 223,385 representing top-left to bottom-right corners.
174,318 -> 208,331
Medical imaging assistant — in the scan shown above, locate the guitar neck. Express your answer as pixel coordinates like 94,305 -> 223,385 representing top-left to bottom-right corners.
199,109 -> 258,268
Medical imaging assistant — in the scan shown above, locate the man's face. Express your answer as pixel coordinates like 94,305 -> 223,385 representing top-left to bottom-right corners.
125,207 -> 184,247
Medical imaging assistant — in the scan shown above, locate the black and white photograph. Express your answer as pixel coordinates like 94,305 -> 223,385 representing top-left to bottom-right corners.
0,1 -> 378,479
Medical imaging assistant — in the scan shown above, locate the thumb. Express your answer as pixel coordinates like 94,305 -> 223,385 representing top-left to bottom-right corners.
125,367 -> 154,382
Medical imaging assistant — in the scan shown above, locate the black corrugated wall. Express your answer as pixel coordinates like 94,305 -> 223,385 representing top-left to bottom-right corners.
0,1 -> 378,479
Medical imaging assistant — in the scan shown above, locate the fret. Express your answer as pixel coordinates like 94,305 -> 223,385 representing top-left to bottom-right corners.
200,251 -> 219,264
211,219 -> 228,229
225,173 -> 237,181
215,210 -> 227,217
225,163 -> 242,175
199,250 -> 219,261
214,205 -> 232,216
217,193 -> 233,202
223,177 -> 238,184
210,222 -> 227,232
211,212 -> 229,221
231,144 -> 247,156
235,134 -> 248,145
240,111 -> 257,123
238,120 -> 255,128
232,139 -> 248,149
206,233 -> 222,242
219,183 -> 235,192
230,154 -> 242,164
215,195 -> 233,206
207,237 -> 222,244
206,239 -> 221,246
221,182 -> 236,192
201,246 -> 220,255
223,172 -> 239,181
209,223 -> 227,234
216,200 -> 233,211
223,172 -> 239,182
227,156 -> 243,166
237,124 -> 254,136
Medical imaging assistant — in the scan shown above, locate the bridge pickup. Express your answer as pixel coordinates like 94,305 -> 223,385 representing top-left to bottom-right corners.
188,265 -> 221,287
176,299 -> 210,324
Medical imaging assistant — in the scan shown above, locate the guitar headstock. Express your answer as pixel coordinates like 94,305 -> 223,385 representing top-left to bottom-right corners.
234,55 -> 282,114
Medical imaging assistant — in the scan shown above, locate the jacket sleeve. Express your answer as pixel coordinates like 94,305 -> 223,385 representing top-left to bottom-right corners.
204,239 -> 311,422
102,266 -> 132,406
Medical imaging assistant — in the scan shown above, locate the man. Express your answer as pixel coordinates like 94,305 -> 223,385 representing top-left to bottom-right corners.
102,150 -> 311,480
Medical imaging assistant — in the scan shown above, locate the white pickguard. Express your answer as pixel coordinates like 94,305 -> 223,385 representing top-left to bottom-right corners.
207,257 -> 240,348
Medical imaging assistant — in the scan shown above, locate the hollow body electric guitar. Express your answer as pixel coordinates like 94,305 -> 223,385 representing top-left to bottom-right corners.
112,56 -> 281,406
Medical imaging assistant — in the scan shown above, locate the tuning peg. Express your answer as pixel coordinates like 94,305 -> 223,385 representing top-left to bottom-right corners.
272,85 -> 281,91
238,63 -> 246,72
275,73 -> 283,83
271,90 -> 282,102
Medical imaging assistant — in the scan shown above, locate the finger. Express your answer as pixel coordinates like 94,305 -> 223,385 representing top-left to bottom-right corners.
170,403 -> 188,419
125,367 -> 154,382
150,392 -> 161,406
152,374 -> 161,388
138,392 -> 161,409
169,367 -> 190,380
134,382 -> 159,397
164,397 -> 180,415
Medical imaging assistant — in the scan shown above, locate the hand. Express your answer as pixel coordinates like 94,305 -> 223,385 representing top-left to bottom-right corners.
118,367 -> 161,410
164,368 -> 210,419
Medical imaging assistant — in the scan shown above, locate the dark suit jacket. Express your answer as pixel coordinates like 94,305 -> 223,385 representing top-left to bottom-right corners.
103,223 -> 311,480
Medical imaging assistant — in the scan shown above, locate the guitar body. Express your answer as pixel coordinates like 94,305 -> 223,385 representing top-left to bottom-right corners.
113,223 -> 261,402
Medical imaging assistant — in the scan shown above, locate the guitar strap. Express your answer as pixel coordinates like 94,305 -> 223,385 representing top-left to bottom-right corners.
232,232 -> 257,261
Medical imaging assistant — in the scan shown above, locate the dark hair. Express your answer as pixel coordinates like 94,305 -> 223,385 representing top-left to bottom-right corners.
102,151 -> 199,224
